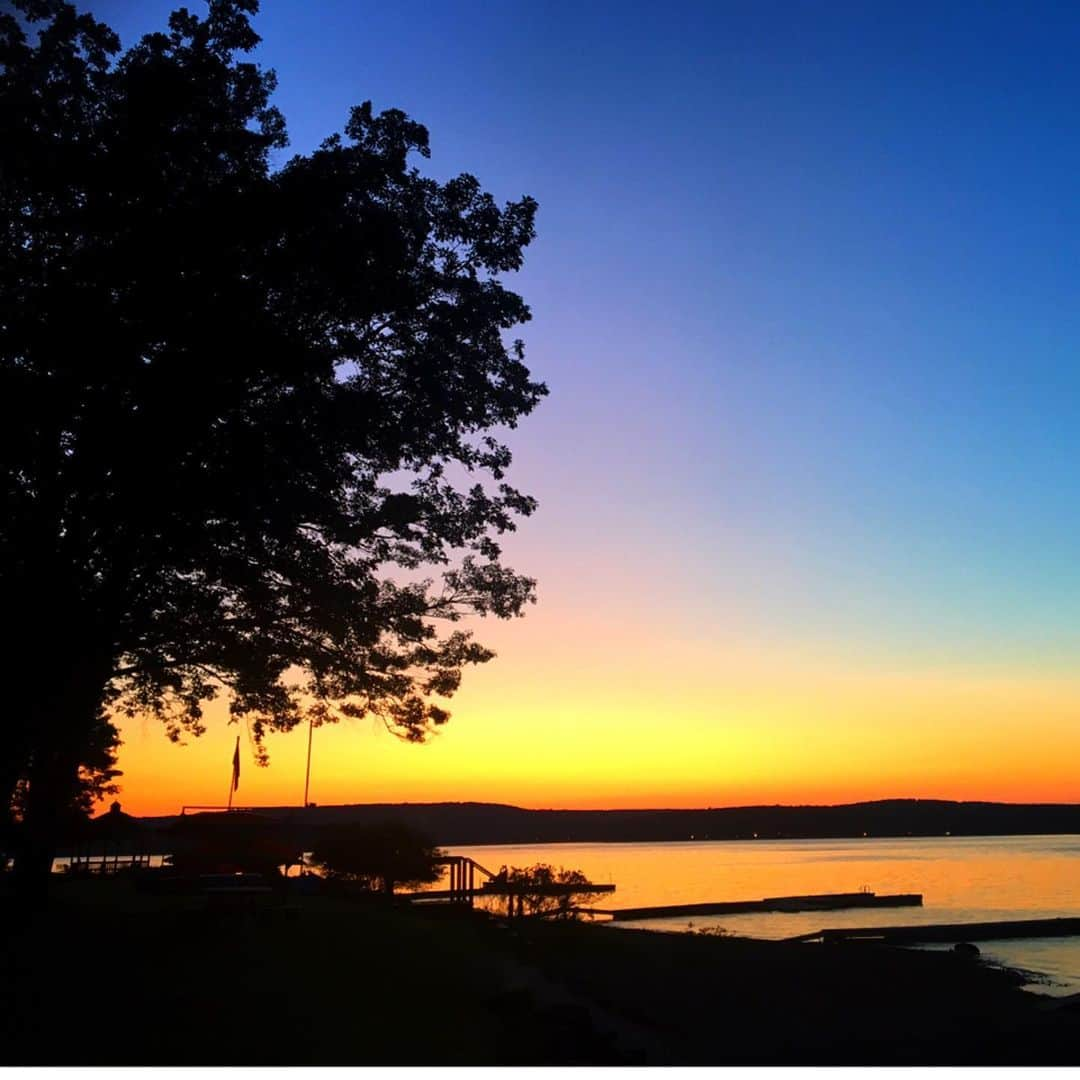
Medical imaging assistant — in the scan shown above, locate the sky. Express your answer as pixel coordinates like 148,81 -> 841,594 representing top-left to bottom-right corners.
86,0 -> 1080,814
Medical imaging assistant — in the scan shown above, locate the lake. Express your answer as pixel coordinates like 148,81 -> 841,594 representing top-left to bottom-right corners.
447,834 -> 1080,996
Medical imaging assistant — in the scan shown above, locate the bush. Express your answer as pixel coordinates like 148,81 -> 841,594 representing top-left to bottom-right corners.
167,813 -> 300,877
490,863 -> 604,919
310,822 -> 443,895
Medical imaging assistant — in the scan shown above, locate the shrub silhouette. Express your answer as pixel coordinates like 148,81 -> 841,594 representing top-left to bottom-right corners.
310,822 -> 443,895
492,863 -> 604,919
168,812 -> 300,877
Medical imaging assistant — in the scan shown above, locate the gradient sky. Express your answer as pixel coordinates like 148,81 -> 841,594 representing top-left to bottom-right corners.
88,0 -> 1080,814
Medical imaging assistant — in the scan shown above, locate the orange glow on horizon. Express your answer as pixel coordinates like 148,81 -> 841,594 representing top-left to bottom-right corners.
106,621 -> 1080,817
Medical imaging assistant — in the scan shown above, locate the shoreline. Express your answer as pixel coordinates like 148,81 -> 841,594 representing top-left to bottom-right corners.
3,875 -> 1078,1064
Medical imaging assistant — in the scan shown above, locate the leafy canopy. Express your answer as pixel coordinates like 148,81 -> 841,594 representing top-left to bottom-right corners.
0,0 -> 546,772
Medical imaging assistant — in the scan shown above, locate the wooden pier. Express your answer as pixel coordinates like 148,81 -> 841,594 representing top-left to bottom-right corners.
785,916 -> 1080,945
596,891 -> 923,922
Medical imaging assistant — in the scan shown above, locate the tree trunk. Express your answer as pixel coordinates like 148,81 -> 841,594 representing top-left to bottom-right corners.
15,741 -> 83,907
14,654 -> 112,908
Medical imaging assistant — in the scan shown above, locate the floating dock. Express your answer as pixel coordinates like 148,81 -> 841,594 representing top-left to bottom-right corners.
594,891 -> 923,921
785,916 -> 1080,945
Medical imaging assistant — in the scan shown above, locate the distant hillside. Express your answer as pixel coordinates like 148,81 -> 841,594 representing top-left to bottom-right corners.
140,798 -> 1080,846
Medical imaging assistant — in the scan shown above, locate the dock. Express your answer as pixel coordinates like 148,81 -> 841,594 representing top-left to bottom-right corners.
785,916 -> 1080,945
595,891 -> 923,921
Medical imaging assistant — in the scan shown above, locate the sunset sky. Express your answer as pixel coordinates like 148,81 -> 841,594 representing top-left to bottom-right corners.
92,0 -> 1080,815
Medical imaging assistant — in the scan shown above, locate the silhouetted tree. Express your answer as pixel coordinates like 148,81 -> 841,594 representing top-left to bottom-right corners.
5,714 -> 122,879
168,811 -> 299,877
9,714 -> 122,819
0,0 -> 545,896
492,864 -> 604,919
311,822 -> 443,894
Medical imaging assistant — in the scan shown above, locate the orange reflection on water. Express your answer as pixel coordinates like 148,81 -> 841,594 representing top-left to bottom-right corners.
449,833 -> 1080,940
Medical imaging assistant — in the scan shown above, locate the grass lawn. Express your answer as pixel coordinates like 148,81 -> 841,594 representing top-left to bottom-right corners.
1,874 -> 1077,1065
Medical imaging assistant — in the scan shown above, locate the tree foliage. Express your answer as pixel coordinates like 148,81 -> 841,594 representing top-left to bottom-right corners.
310,821 -> 443,894
8,715 -> 122,823
168,811 -> 301,877
0,0 -> 545,864
492,863 -> 604,919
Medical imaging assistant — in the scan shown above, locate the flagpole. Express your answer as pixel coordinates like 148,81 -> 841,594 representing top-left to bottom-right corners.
303,716 -> 314,808
228,735 -> 239,811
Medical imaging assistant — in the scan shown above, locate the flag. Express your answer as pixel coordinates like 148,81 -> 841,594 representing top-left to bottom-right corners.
231,736 -> 240,792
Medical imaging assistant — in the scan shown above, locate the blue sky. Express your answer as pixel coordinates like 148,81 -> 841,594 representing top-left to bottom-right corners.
80,0 -> 1080,809
90,0 -> 1080,667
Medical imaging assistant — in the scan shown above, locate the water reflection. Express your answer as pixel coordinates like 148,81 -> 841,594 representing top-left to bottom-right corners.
448,834 -> 1080,995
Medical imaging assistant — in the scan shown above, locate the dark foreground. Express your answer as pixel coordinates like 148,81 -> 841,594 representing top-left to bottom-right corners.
2,876 -> 1078,1065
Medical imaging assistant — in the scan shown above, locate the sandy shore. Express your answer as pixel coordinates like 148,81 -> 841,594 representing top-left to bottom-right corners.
1,876 -> 1076,1064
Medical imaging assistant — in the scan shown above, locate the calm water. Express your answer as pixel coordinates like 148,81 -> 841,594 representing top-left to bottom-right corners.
449,834 -> 1080,996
